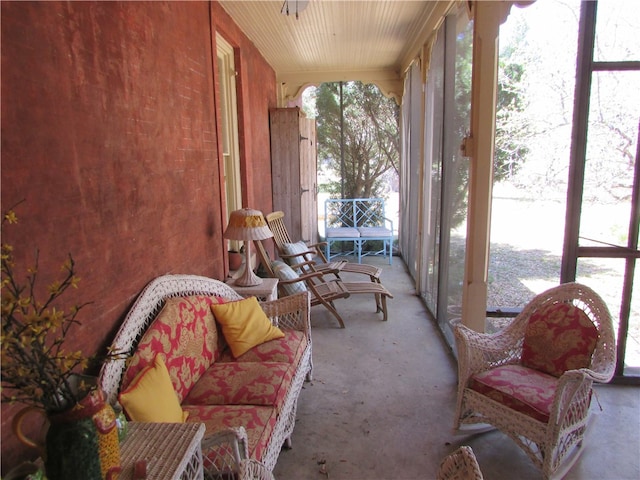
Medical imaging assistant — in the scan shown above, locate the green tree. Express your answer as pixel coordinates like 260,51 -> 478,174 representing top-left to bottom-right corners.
316,81 -> 399,199
313,45 -> 529,216
495,38 -> 530,181
446,21 -> 530,228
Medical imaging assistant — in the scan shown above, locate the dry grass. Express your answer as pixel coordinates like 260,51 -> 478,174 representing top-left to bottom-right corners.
486,195 -> 639,367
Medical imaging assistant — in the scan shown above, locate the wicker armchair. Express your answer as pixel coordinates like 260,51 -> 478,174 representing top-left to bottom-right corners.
453,283 -> 616,480
436,446 -> 483,480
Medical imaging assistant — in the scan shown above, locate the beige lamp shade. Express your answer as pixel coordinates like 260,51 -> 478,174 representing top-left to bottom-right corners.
223,209 -> 273,286
223,208 -> 273,241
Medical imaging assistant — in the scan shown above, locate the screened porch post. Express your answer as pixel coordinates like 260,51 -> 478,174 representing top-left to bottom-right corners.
461,1 -> 512,332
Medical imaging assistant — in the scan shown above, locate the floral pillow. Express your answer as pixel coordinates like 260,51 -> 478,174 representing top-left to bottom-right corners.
521,302 -> 598,377
122,295 -> 226,401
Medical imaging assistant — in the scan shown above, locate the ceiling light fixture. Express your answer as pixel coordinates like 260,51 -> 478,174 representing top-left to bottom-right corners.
281,0 -> 309,19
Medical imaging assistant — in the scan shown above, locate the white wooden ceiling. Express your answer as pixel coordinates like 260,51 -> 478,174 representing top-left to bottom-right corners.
218,1 -> 453,101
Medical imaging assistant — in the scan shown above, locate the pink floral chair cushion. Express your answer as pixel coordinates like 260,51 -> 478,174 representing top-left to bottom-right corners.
469,364 -> 558,423
184,404 -> 277,464
521,302 -> 598,377
218,330 -> 307,365
122,295 -> 227,401
183,362 -> 294,413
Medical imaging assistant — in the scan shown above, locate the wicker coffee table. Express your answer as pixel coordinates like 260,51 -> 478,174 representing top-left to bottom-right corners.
119,422 -> 205,480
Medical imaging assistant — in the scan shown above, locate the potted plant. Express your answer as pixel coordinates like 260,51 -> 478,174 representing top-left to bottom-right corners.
228,249 -> 243,271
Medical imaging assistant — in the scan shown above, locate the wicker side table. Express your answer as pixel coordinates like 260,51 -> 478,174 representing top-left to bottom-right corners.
119,422 -> 205,480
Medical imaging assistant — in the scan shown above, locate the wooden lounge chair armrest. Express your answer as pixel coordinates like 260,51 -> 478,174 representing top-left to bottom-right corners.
295,270 -> 327,282
307,241 -> 328,249
275,268 -> 326,285
304,242 -> 328,255
275,276 -> 305,286
285,255 -> 342,276
291,260 -> 316,272
306,241 -> 330,262
315,264 -> 342,276
280,251 -> 317,262
279,246 -> 318,257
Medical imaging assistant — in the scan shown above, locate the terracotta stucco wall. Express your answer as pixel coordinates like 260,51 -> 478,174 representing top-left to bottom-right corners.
0,1 -> 276,471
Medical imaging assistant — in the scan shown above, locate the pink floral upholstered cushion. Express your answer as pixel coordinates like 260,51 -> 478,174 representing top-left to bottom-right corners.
183,362 -> 294,413
183,404 -> 277,463
122,295 -> 227,401
469,364 -> 558,423
521,302 -> 598,377
218,330 -> 307,365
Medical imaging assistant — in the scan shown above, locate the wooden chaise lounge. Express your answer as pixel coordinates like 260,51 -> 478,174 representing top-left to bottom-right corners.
265,210 -> 383,284
255,239 -> 393,328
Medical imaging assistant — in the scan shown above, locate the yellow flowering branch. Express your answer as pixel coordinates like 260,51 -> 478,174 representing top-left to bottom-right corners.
0,207 -> 117,413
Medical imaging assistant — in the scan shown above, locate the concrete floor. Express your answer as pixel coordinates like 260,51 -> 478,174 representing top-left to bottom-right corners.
272,257 -> 640,480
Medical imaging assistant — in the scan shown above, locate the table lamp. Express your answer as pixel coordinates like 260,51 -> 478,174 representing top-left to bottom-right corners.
223,208 -> 273,286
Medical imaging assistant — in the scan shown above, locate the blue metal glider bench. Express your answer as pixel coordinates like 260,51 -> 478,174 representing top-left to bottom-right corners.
324,198 -> 394,265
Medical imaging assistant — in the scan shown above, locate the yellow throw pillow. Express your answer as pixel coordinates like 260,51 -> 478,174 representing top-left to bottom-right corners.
119,355 -> 188,423
211,296 -> 285,358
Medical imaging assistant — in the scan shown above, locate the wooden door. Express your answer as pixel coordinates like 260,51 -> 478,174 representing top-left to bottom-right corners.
270,108 -> 317,244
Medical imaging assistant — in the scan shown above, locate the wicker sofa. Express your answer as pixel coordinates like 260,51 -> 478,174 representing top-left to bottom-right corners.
99,274 -> 312,479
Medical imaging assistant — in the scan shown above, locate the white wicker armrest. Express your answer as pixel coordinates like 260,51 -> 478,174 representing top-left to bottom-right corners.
548,370 -> 592,425
455,323 -> 521,351
437,445 -> 484,480
201,426 -> 250,480
260,291 -> 311,334
582,363 -> 615,384
585,346 -> 617,383
551,364 -> 614,427
454,324 -> 523,376
238,459 -> 276,480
